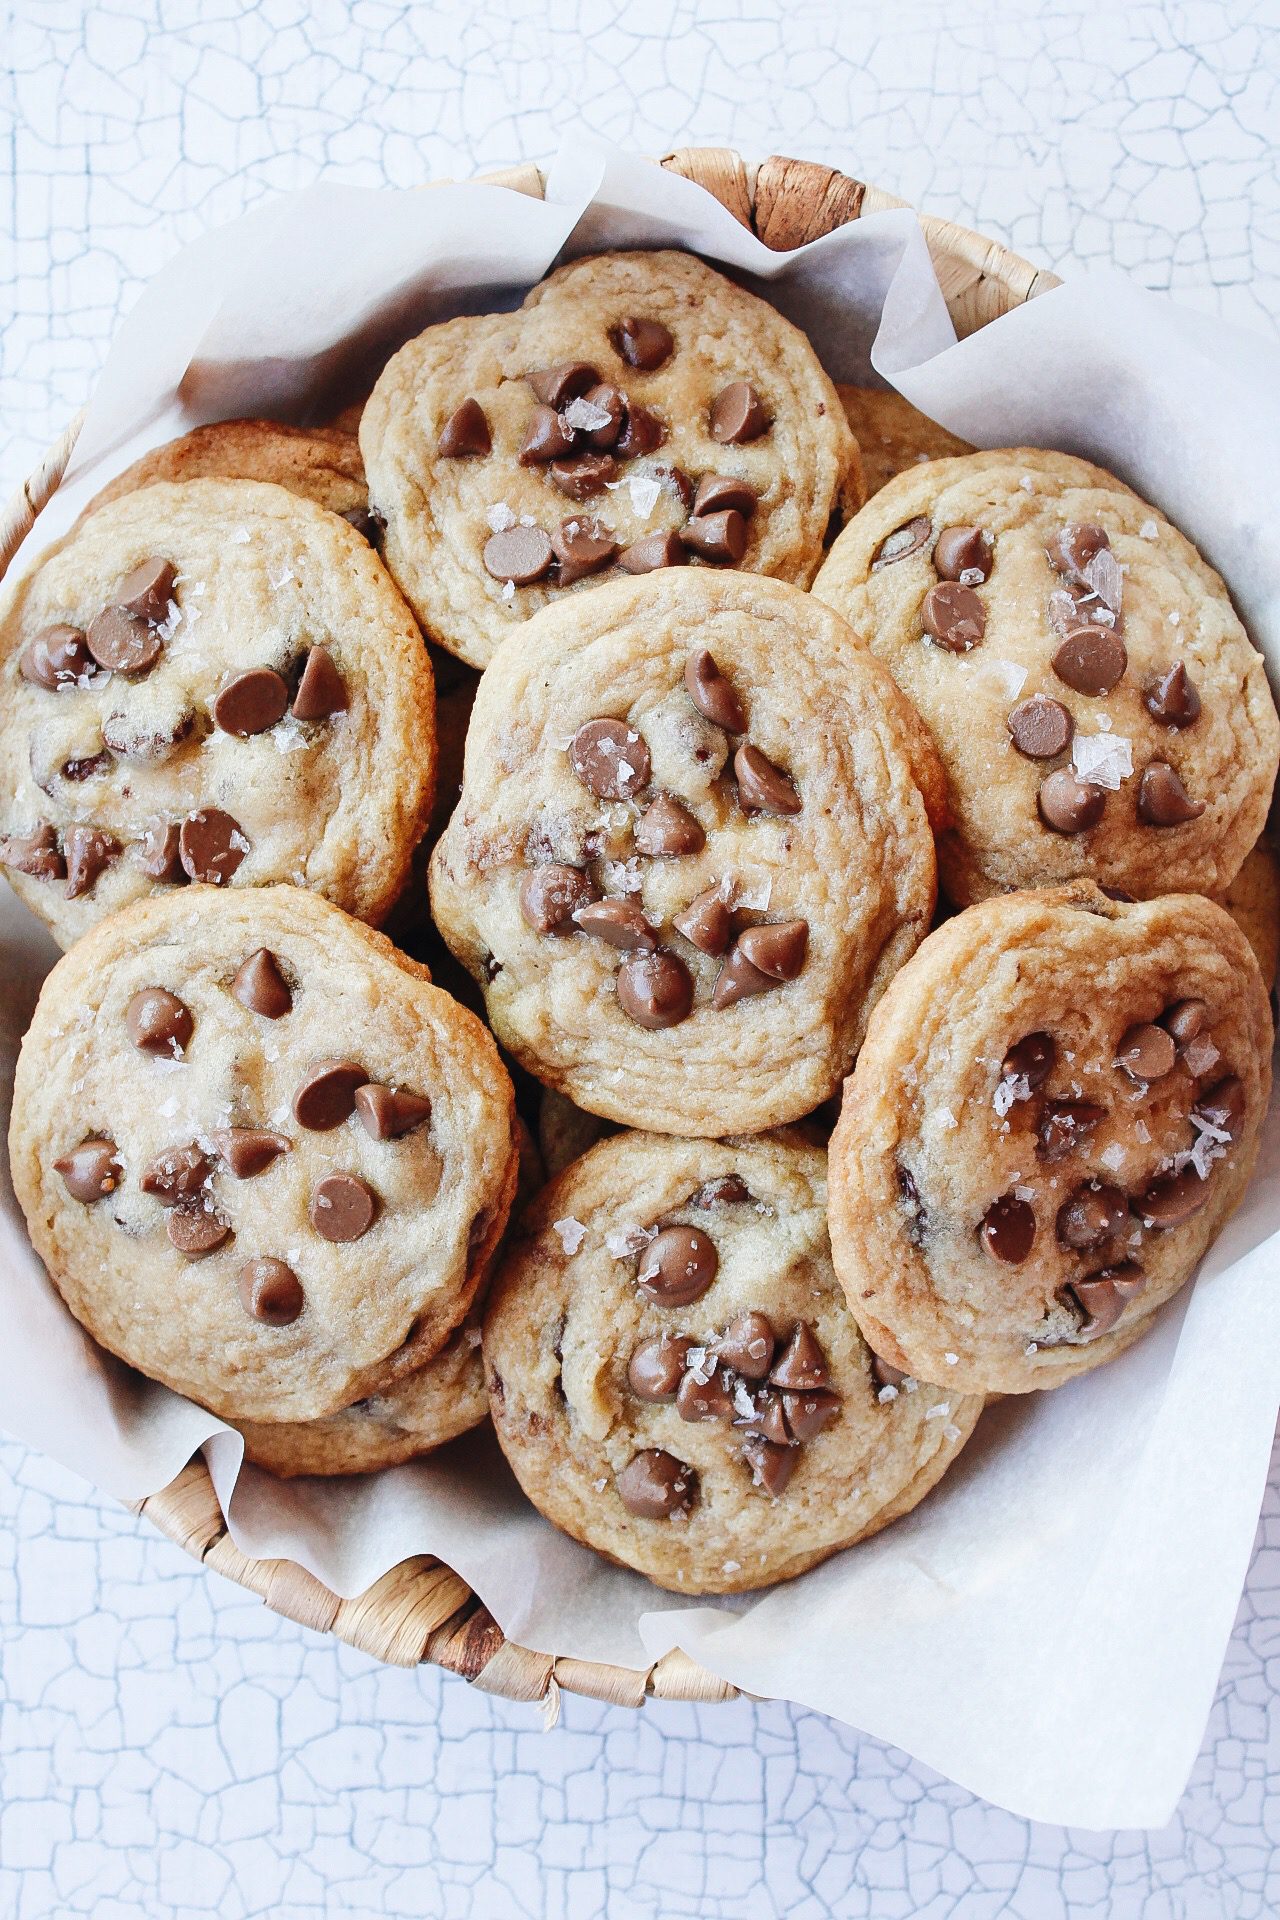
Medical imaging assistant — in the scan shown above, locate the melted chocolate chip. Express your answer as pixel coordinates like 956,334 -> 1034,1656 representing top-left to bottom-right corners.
1003,1031 -> 1057,1088
85,606 -> 164,676
1137,763 -> 1205,826
239,1257 -> 305,1325
1160,998 -> 1208,1047
141,1143 -> 213,1204
896,1164 -> 928,1246
736,920 -> 807,980
1047,524 -> 1109,580
735,1387 -> 791,1446
616,403 -> 665,459
711,381 -> 769,445
125,987 -> 193,1057
1194,1075 -> 1244,1140
612,318 -> 673,371
231,949 -> 291,1020
872,516 -> 931,569
628,1334 -> 693,1401
1143,662 -> 1201,728
574,898 -> 657,951
166,1203 -> 230,1257
211,1128 -> 291,1178
693,474 -> 758,519
1137,1170 -> 1210,1229
139,821 -> 185,883
619,531 -> 686,573
354,1084 -> 432,1141
1038,769 -> 1105,834
684,650 -> 746,732
519,404 -> 577,464
616,1448 -> 695,1518
527,362 -> 599,408
1052,625 -> 1127,696
635,793 -> 704,856
310,1172 -> 378,1242
782,1390 -> 841,1441
871,1352 -> 908,1392
569,718 -> 650,799
676,1364 -> 735,1423
979,1194 -> 1036,1263
293,1059 -> 366,1130
734,743 -> 800,815
437,398 -> 491,458
101,710 -> 194,762
770,1323 -> 830,1391
1038,1100 -> 1105,1162
1057,1182 -> 1128,1251
1115,1021 -> 1177,1084
55,1139 -> 122,1203
933,525 -> 993,582
520,863 -> 599,934
552,516 -> 618,585
679,509 -> 747,564
550,453 -> 618,499
580,383 -> 626,449
20,624 -> 94,689
922,582 -> 986,652
1069,1261 -> 1145,1340
637,1225 -> 718,1305
64,825 -> 118,899
616,950 -> 693,1028
0,825 -> 64,880
716,1311 -> 776,1380
1008,695 -> 1074,760
291,646 -> 348,720
483,525 -> 554,585
672,887 -> 733,955
213,668 -> 289,737
742,1435 -> 796,1497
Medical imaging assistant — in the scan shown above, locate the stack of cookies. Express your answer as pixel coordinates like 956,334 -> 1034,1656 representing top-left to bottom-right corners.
4,250 -> 1275,1596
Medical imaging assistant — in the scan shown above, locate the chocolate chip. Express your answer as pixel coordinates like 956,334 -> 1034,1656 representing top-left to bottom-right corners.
292,1059 -> 366,1130
141,1143 -> 213,1204
341,506 -> 383,545
213,668 -> 289,737
672,887 -> 733,955
734,743 -> 800,815
310,1172 -> 378,1242
483,525 -> 554,585
552,516 -> 618,585
125,987 -> 193,1056
735,1387 -> 792,1446
211,1128 -> 291,1177
616,403 -> 666,459
85,606 -> 164,676
679,510 -> 747,564
580,383 -> 626,448
628,1335 -> 693,1401
239,1257 -> 305,1325
1048,582 -> 1104,638
1194,1075 -> 1244,1140
1047,524 -> 1109,580
179,808 -> 249,885
1007,695 -> 1074,760
20,624 -> 94,689
710,946 -> 776,1010
933,525 -> 993,582
676,1364 -> 735,1423
742,1436 -> 795,1497
527,362 -> 599,407
619,531 -> 686,573
635,793 -> 704,857
872,516 -> 931,569
1038,769 -> 1105,834
117,557 -> 176,622
922,582 -> 986,652
1052,625 -> 1127,697
637,1224 -> 718,1305
1003,1031 -> 1057,1088
616,1448 -> 695,1518
613,318 -> 673,371
871,1353 -> 908,1392
0,824 -> 64,880
736,920 -> 807,980
64,825 -> 118,899
519,862 -> 599,934
550,453 -> 618,499
55,1138 -> 122,1203
1137,1170 -> 1210,1229
167,1202 -> 230,1257
1137,763 -> 1205,827
710,381 -> 769,444
56,751 -> 111,784
691,1174 -> 750,1209
979,1194 -> 1036,1263
1057,1182 -> 1128,1251
1069,1262 -> 1145,1340
573,898 -> 657,950
1038,1100 -> 1104,1162
1160,998 -> 1208,1047
782,1390 -> 841,1442
519,403 -> 577,464
569,718 -> 650,799
140,821 -> 185,883
616,949 -> 693,1029
661,465 -> 696,511
684,650 -> 746,732
291,646 -> 348,720
692,474 -> 758,519
1116,1022 -> 1177,1084
232,948 -> 292,1018
437,398 -> 491,458
716,1311 -> 775,1380
1144,662 -> 1201,728
102,710 -> 194,761
770,1323 -> 830,1391
354,1084 -> 433,1141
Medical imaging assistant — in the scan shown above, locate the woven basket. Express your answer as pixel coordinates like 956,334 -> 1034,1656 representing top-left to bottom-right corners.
2,147 -> 1059,1710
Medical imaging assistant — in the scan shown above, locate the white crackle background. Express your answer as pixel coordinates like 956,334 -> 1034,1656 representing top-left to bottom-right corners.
3,3 -> 1279,1916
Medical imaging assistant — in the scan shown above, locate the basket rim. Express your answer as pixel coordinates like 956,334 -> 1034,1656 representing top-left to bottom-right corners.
6,145 -> 1058,1706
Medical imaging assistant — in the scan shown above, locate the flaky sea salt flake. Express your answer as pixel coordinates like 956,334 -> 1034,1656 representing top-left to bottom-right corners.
552,1216 -> 587,1255
1072,731 -> 1133,790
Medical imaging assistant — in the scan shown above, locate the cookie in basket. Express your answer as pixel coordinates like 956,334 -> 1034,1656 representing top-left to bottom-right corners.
483,1129 -> 982,1595
77,419 -> 375,538
836,384 -> 973,496
827,884 -> 1272,1395
359,248 -> 862,668
429,571 -> 944,1134
9,885 -> 520,1425
0,478 -> 435,946
813,448 -> 1280,904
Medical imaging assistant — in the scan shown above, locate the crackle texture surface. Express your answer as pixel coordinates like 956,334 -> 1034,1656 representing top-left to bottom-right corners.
6,1 -> 1280,1912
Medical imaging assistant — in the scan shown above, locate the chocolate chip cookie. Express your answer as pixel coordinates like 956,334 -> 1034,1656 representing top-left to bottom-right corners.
0,478 -> 434,946
429,571 -> 943,1134
836,385 -> 973,497
827,884 -> 1272,1394
9,885 -> 519,1425
360,249 -> 861,668
79,420 -> 374,537
1215,836 -> 1280,987
483,1130 -> 982,1594
813,449 -> 1280,904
